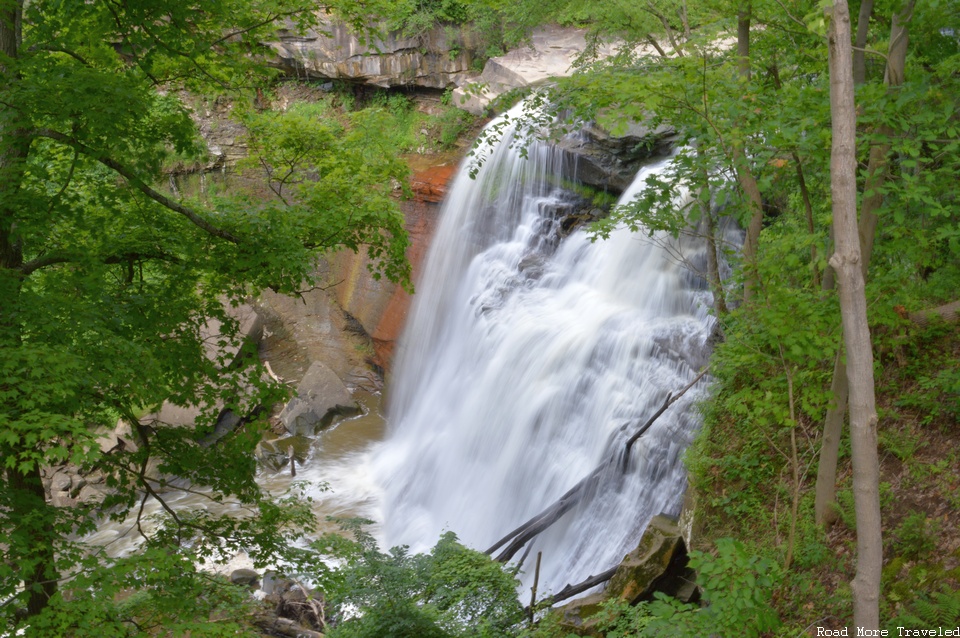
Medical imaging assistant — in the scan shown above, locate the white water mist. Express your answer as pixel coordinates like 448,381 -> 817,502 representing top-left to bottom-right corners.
375,104 -> 715,594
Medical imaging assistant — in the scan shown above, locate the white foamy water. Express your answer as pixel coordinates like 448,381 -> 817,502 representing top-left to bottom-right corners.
373,103 -> 715,594
86,104 -> 715,598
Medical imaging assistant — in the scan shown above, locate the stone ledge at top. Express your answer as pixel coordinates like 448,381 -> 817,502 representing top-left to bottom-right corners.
266,14 -> 482,89
452,25 -> 622,115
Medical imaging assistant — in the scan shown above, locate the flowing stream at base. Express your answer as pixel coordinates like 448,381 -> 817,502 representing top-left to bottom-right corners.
371,106 -> 716,594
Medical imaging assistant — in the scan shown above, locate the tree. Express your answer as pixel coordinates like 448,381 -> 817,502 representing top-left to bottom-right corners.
0,0 -> 409,631
321,526 -> 523,638
474,0 -> 955,626
814,0 -> 916,528
825,0 -> 882,627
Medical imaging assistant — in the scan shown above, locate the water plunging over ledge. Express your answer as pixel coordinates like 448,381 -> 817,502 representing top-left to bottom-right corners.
372,104 -> 716,594
84,105 -> 715,597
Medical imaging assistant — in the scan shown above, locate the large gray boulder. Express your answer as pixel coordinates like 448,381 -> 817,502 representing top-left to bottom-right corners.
556,118 -> 678,193
279,361 -> 359,435
604,514 -> 690,604
556,514 -> 697,635
201,302 -> 263,368
267,16 -> 481,89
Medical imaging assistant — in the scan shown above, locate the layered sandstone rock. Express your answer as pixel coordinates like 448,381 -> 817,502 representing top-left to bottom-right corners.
267,16 -> 481,89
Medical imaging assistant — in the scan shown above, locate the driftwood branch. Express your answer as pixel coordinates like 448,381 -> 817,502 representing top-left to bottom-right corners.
487,463 -> 608,561
252,613 -> 324,638
486,369 -> 708,563
543,566 -> 619,608
623,367 -> 709,464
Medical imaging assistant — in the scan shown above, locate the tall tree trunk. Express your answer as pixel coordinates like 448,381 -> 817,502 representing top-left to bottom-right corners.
697,145 -> 728,316
733,4 -> 764,303
737,5 -> 751,80
827,0 -> 882,628
738,153 -> 764,303
1,0 -> 57,619
814,347 -> 849,526
852,0 -> 874,85
814,0 -> 913,528
5,465 -> 58,617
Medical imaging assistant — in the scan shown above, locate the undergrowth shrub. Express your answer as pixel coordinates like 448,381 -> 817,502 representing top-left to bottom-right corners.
585,538 -> 781,638
320,524 -> 523,638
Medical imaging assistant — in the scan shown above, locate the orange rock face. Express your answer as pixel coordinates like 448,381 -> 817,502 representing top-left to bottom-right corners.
329,161 -> 456,372
410,164 -> 457,203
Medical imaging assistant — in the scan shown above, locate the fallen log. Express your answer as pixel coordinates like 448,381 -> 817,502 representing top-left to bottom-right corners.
252,613 -> 324,638
622,368 -> 709,468
908,300 -> 960,327
486,368 -> 708,563
488,463 -> 609,561
543,566 -> 619,607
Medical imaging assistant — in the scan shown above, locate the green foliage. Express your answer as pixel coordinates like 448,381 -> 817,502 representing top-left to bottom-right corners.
883,555 -> 960,630
319,525 -> 524,638
0,0 -> 414,632
887,587 -> 960,631
891,512 -> 939,561
571,539 -> 781,638
29,550 -> 259,637
240,102 -> 412,287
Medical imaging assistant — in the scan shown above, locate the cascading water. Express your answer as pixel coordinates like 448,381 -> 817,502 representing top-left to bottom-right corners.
373,104 -> 716,594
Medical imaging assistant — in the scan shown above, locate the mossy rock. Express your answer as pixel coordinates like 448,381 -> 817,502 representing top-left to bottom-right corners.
556,592 -> 607,637
605,514 -> 685,605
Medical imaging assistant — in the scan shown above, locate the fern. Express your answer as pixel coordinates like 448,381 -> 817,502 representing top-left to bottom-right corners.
887,587 -> 960,630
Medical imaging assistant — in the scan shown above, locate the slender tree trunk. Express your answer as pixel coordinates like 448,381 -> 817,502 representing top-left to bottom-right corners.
738,153 -> 764,303
679,1 -> 691,41
697,145 -> 727,316
737,5 -> 751,80
792,152 -> 821,288
852,0 -> 874,85
2,0 -> 58,618
827,0 -> 882,628
814,347 -> 849,526
814,0 -> 913,528
705,209 -> 727,316
646,35 -> 668,58
733,5 -> 764,303
859,0 -> 912,261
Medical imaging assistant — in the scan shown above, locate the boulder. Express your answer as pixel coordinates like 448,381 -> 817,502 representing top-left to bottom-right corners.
267,16 -> 481,89
201,302 -> 263,368
557,592 -> 607,637
605,514 -> 689,604
555,119 -> 677,193
48,470 -> 75,508
555,514 -> 697,633
230,568 -> 261,588
279,361 -> 358,435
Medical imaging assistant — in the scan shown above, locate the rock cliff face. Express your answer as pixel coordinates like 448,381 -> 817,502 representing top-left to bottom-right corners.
556,119 -> 678,194
325,164 -> 453,371
267,17 -> 481,89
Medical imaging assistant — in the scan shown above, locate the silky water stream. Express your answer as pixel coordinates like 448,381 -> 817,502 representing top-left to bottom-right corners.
371,105 -> 717,594
87,105 -> 716,597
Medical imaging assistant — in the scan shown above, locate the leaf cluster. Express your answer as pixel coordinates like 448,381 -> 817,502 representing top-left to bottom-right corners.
318,525 -> 524,638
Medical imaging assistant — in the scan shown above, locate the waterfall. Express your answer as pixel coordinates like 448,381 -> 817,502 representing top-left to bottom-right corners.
373,103 -> 715,595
